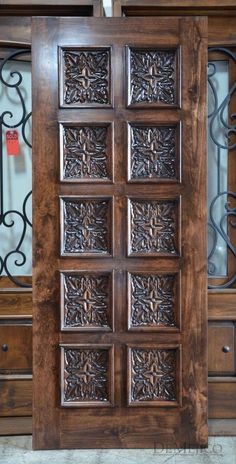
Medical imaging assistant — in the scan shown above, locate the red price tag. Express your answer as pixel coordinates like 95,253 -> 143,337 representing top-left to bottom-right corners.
6,130 -> 20,156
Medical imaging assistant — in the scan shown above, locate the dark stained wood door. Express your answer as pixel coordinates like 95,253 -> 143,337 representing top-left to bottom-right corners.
32,16 -> 208,449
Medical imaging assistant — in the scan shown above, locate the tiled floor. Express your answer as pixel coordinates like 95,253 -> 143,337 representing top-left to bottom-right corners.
0,436 -> 236,464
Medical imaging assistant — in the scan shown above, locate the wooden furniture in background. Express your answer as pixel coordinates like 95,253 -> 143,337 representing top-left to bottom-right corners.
0,0 -> 103,16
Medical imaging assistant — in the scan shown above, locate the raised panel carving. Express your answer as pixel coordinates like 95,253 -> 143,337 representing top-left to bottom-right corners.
128,199 -> 179,256
128,48 -> 177,106
62,48 -> 111,106
61,272 -> 113,331
128,347 -> 178,406
61,197 -> 112,256
61,346 -> 113,406
129,125 -> 179,181
128,273 -> 178,330
61,125 -> 112,182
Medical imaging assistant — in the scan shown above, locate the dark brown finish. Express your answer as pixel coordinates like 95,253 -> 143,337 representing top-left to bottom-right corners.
61,344 -> 114,407
127,344 -> 181,407
113,0 -> 236,16
32,16 -> 207,449
128,124 -> 180,183
0,378 -> 32,416
127,271 -> 180,331
0,325 -> 32,373
128,197 -> 180,257
60,196 -> 113,257
60,271 -> 114,331
208,323 -> 235,376
60,124 -> 113,183
0,0 -> 103,17
61,48 -> 111,106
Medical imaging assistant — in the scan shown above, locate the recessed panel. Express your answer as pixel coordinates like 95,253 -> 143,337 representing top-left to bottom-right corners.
60,124 -> 113,183
61,345 -> 114,407
127,346 -> 181,406
128,48 -> 179,107
128,198 -> 180,257
128,272 -> 180,331
128,124 -> 180,182
60,196 -> 113,257
61,272 -> 113,331
60,47 -> 111,107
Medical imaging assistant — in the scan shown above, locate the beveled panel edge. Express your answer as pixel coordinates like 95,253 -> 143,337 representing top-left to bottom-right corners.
58,121 -> 114,184
60,270 -> 114,332
126,343 -> 182,407
58,45 -> 113,109
59,195 -> 114,258
127,270 -> 181,332
126,45 -> 181,109
60,343 -> 115,407
127,195 -> 182,258
126,120 -> 182,184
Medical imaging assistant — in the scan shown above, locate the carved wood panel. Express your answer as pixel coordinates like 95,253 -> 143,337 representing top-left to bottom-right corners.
128,48 -> 179,107
128,272 -> 180,331
61,345 -> 114,407
128,198 -> 179,256
60,124 -> 113,182
60,48 -> 111,107
60,197 -> 113,257
128,124 -> 179,182
61,272 -> 113,331
128,346 -> 180,406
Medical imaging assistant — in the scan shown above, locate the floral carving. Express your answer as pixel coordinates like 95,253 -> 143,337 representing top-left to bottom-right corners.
129,49 -> 176,105
62,126 -> 111,181
130,126 -> 177,180
62,198 -> 111,255
63,348 -> 109,403
129,200 -> 178,255
130,348 -> 177,403
63,50 -> 110,105
63,274 -> 111,330
129,274 -> 176,328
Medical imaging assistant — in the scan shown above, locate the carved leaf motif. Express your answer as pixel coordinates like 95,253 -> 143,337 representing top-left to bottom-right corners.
63,199 -> 110,255
130,348 -> 177,403
64,349 -> 109,402
130,49 -> 176,105
129,200 -> 177,255
64,274 -> 111,329
130,274 -> 176,327
63,126 -> 110,180
130,126 -> 177,180
63,50 -> 110,105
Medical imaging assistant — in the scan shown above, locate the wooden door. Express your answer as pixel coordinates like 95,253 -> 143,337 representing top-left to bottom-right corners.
32,16 -> 208,449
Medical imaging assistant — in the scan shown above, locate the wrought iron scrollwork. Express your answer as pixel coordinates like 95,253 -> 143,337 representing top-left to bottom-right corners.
0,49 -> 32,287
208,48 -> 236,289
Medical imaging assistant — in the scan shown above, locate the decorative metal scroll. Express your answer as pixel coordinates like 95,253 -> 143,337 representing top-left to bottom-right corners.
208,48 -> 236,289
0,49 -> 32,287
